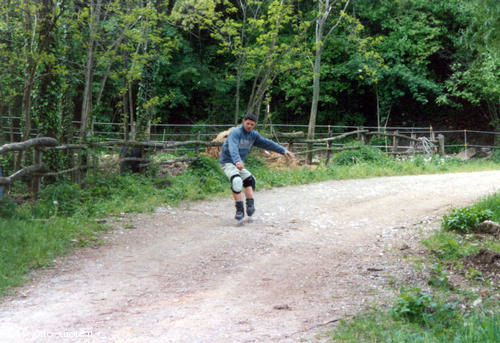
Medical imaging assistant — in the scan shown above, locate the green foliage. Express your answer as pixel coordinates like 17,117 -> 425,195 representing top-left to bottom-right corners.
1,0 -> 497,137
472,191 -> 500,222
422,231 -> 480,260
442,206 -> 494,233
38,182 -> 85,217
0,198 -> 18,219
391,288 -> 459,327
0,216 -> 106,295
428,262 -> 452,289
185,155 -> 227,194
332,304 -> 500,343
367,135 -> 389,149
334,144 -> 391,166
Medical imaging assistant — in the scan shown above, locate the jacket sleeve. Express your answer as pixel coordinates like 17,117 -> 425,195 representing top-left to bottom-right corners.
253,132 -> 286,154
227,129 -> 242,163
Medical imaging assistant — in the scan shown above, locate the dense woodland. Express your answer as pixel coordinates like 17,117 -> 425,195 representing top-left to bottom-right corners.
0,0 -> 498,144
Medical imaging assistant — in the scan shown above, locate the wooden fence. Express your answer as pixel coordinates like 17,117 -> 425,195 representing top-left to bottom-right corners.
0,128 -> 446,200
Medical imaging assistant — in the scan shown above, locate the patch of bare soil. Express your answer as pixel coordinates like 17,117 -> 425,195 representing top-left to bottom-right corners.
0,171 -> 499,342
462,249 -> 500,284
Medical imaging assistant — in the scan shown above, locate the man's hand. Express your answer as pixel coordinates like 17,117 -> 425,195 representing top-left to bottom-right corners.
284,150 -> 295,159
235,161 -> 244,170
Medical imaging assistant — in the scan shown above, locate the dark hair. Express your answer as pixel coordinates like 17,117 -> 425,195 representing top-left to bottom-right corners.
244,113 -> 257,122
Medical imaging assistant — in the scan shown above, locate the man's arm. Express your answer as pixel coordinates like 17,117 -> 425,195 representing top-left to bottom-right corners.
253,134 -> 285,154
227,129 -> 243,165
253,133 -> 294,158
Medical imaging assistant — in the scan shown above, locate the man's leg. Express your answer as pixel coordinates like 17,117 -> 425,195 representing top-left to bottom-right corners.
242,175 -> 256,217
244,186 -> 253,199
233,192 -> 243,201
222,163 -> 245,220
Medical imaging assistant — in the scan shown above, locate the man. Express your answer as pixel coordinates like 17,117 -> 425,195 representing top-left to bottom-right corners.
219,113 -> 295,223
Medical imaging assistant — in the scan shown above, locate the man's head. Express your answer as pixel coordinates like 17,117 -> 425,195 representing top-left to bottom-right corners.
242,113 -> 257,132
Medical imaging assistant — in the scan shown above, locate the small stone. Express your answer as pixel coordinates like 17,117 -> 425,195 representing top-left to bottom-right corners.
273,304 -> 291,311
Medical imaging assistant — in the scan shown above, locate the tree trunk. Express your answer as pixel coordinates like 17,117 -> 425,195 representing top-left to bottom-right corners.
80,0 -> 102,140
37,0 -> 59,138
16,65 -> 36,171
80,44 -> 95,139
306,0 -> 350,164
16,0 -> 37,170
247,1 -> 284,121
375,84 -> 380,133
235,69 -> 242,124
122,74 -> 129,141
307,10 -> 325,164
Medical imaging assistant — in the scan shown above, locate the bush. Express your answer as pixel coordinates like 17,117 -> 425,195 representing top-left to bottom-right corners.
391,288 -> 458,327
367,135 -> 390,149
38,182 -> 86,217
492,149 -> 500,163
0,197 -> 18,218
422,231 -> 479,260
186,155 -> 227,194
334,144 -> 391,166
442,206 -> 494,233
392,288 -> 435,324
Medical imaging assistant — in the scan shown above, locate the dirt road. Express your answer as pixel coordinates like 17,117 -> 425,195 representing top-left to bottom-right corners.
1,171 -> 499,342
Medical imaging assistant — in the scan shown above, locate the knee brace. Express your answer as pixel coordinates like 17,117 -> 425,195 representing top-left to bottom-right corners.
243,175 -> 256,190
230,175 -> 243,193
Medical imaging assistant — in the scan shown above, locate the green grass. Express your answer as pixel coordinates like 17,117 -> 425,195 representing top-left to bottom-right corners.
0,150 -> 499,298
0,216 -> 105,295
331,307 -> 500,343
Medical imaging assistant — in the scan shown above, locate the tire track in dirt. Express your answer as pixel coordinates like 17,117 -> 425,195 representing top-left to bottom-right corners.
0,171 -> 499,342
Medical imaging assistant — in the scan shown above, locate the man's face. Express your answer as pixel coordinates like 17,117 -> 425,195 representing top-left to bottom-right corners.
243,119 -> 256,132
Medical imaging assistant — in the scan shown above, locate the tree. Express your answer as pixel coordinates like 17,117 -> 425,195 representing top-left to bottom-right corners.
306,0 -> 350,163
438,0 -> 499,141
172,0 -> 309,122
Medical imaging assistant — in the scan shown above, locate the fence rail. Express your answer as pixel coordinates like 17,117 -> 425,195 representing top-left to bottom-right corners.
1,121 -> 499,201
2,116 -> 499,153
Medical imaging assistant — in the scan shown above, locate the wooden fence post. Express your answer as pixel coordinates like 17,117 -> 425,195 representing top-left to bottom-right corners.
0,166 -> 3,199
410,133 -> 416,153
357,126 -> 366,143
92,148 -> 98,177
76,149 -> 83,184
68,149 -> 76,182
196,131 -> 201,156
325,125 -> 332,164
392,130 -> 399,153
287,138 -> 294,154
438,134 -> 445,156
131,121 -> 136,141
146,120 -> 151,142
32,148 -> 42,199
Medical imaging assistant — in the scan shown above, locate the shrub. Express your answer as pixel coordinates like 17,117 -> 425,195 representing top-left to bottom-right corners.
0,197 -> 18,218
442,206 -> 494,233
391,288 -> 458,327
186,155 -> 227,194
422,231 -> 479,260
38,182 -> 86,217
334,144 -> 391,166
367,135 -> 389,149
